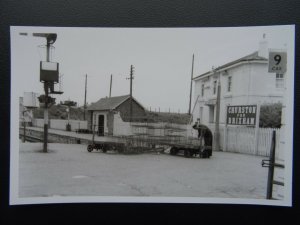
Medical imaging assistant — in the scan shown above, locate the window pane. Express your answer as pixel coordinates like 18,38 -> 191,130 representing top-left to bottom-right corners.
228,77 -> 232,92
213,80 -> 217,94
276,74 -> 284,88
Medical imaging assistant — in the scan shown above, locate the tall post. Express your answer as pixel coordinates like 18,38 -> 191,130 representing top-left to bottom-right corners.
109,74 -> 112,98
84,74 -> 87,120
266,130 -> 276,199
223,104 -> 229,152
254,103 -> 261,155
43,42 -> 50,152
214,79 -> 221,152
129,65 -> 134,122
188,54 -> 194,115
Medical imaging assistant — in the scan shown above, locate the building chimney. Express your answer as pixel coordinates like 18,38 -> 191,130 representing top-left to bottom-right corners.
258,33 -> 268,59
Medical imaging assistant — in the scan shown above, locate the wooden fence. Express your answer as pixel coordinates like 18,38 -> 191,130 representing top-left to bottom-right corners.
220,126 -> 281,158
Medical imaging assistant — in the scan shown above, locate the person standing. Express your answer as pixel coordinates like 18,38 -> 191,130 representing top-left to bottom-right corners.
192,119 -> 212,158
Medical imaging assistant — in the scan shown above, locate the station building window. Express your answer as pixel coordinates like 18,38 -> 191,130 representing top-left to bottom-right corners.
201,84 -> 205,97
209,106 -> 215,123
213,80 -> 217,95
276,73 -> 284,88
227,76 -> 232,92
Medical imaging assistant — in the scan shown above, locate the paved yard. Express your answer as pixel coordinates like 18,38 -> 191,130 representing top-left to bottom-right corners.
18,142 -> 268,199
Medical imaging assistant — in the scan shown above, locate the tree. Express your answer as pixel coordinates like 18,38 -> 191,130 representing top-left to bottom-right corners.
259,103 -> 282,128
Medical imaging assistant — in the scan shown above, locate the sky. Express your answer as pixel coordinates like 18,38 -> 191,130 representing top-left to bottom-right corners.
11,25 -> 294,113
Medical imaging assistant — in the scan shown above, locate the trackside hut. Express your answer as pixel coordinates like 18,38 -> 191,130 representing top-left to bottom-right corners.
192,38 -> 285,131
87,95 -> 146,136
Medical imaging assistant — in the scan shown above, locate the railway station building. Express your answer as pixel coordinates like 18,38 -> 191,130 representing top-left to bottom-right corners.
192,38 -> 285,132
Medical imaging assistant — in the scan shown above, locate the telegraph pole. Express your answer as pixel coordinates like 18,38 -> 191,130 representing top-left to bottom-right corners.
214,78 -> 221,152
126,65 -> 134,122
130,65 -> 134,122
109,74 -> 113,98
188,54 -> 194,115
84,74 -> 87,120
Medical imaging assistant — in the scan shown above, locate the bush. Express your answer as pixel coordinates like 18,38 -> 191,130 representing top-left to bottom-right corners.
259,103 -> 282,128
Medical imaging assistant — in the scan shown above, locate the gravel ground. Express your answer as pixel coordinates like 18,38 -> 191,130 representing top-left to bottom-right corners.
19,142 -> 268,199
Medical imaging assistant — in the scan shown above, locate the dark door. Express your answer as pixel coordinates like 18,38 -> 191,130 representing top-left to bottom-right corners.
98,115 -> 104,136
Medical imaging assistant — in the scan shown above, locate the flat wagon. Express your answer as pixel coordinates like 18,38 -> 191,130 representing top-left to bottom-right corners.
87,134 -> 211,158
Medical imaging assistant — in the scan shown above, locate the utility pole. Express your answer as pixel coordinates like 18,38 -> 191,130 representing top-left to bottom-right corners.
126,65 -> 134,122
214,78 -> 221,152
188,54 -> 194,115
84,74 -> 87,120
109,74 -> 113,98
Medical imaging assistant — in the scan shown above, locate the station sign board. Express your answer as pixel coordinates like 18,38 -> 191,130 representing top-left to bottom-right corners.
268,51 -> 287,74
227,105 -> 257,126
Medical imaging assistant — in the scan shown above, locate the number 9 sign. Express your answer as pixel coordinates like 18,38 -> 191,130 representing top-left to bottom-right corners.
274,54 -> 281,65
268,51 -> 287,73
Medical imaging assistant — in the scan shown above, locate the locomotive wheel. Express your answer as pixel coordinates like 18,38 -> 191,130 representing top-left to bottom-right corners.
87,145 -> 93,152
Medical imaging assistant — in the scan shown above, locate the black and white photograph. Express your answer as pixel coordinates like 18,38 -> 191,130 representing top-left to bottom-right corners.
10,25 -> 294,206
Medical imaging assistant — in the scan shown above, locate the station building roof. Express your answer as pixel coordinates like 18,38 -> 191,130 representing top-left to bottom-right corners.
193,51 -> 267,81
87,95 -> 145,111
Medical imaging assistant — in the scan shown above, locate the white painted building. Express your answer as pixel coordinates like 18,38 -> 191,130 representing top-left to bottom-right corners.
192,39 -> 285,131
19,92 -> 39,125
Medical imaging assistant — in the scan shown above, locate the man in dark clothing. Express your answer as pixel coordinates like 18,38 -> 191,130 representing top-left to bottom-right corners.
192,119 -> 213,158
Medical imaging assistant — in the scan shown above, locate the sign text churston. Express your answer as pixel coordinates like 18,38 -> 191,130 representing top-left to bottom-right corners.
227,105 -> 257,126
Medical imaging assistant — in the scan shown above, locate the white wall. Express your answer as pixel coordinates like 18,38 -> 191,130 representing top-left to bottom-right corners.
33,119 -> 87,131
32,119 -> 45,127
113,113 -> 132,136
